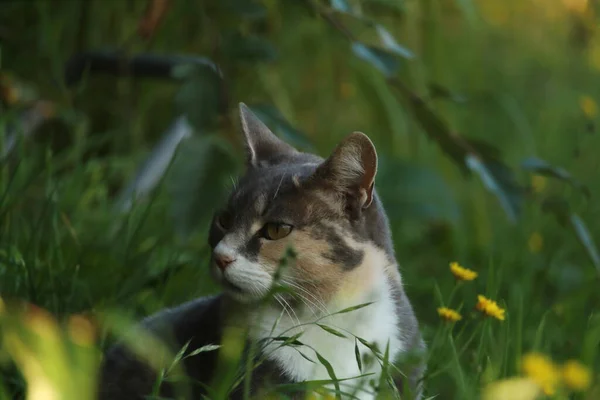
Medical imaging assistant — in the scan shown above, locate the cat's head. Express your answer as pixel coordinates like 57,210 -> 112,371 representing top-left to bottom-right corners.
208,103 -> 389,304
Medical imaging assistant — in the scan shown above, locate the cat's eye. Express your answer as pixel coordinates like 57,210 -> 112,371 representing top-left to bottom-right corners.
262,222 -> 293,240
216,212 -> 233,231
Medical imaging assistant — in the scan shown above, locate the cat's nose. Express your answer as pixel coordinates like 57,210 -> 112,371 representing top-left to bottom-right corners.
215,254 -> 236,271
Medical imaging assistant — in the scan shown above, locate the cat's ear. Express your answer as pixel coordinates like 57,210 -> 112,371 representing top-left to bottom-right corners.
239,103 -> 298,168
314,132 -> 378,209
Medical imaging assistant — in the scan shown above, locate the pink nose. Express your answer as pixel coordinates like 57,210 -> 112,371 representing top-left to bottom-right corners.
214,254 -> 235,271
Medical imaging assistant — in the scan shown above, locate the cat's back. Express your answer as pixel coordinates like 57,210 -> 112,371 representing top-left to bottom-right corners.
98,295 -> 223,400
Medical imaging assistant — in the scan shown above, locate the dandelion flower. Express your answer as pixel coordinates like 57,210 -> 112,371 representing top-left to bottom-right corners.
528,232 -> 543,253
531,175 -> 547,193
521,352 -> 560,396
482,377 -> 541,400
580,95 -> 598,118
562,360 -> 591,391
437,307 -> 462,322
476,295 -> 506,321
450,262 -> 478,281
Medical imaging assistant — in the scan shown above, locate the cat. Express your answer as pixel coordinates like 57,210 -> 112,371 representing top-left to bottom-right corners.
98,103 -> 426,400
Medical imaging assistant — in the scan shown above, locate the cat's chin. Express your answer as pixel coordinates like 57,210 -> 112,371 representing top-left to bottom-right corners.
222,287 -> 263,304
220,277 -> 266,304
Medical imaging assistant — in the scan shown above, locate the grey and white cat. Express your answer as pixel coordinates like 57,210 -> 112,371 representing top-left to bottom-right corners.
99,104 -> 425,400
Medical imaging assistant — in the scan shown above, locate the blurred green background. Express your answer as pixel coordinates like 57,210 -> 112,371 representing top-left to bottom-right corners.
0,0 -> 599,399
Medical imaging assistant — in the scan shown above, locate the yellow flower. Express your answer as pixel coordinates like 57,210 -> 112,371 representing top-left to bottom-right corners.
437,307 -> 462,322
522,352 -> 560,396
531,175 -> 547,193
476,295 -> 506,321
580,95 -> 598,118
482,377 -> 541,400
450,262 -> 478,281
528,232 -> 544,253
562,360 -> 591,391
564,0 -> 589,14
68,315 -> 96,347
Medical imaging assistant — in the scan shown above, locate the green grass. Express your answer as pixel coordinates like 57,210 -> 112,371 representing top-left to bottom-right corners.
1,0 -> 599,399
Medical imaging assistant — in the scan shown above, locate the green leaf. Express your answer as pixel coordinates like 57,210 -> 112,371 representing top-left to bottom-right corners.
354,339 -> 362,372
186,344 -> 221,358
429,82 -> 467,103
465,155 -> 522,223
394,85 -> 465,165
569,213 -> 600,275
167,340 -> 191,374
362,0 -> 405,14
315,352 -> 341,400
377,158 -> 460,224
377,341 -> 391,397
174,64 -> 222,130
222,33 -> 277,62
248,104 -> 314,151
166,136 -> 239,237
331,0 -> 351,12
541,197 -> 600,275
357,338 -> 381,357
115,117 -> 193,212
317,324 -> 347,338
521,157 -> 590,198
352,43 -> 400,77
296,350 -> 315,364
375,25 -> 414,59
223,0 -> 267,19
331,302 -> 374,315
454,0 -> 478,25
272,333 -> 305,347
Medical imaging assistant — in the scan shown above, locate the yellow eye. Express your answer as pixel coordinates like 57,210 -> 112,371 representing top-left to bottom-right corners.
263,222 -> 293,240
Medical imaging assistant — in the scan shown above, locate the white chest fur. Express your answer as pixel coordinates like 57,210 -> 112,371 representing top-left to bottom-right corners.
249,254 -> 404,399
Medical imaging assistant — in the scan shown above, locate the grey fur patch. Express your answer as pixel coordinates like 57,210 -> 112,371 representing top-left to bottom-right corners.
310,223 -> 364,270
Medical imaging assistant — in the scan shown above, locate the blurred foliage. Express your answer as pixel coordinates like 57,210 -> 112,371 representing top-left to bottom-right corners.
1,0 -> 600,398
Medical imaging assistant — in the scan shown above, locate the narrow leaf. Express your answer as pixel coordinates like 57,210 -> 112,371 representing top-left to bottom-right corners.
115,116 -> 193,212
315,352 -> 341,400
331,0 -> 351,12
465,155 -> 521,223
222,33 -> 277,62
377,341 -> 391,396
376,25 -> 414,59
331,302 -> 374,315
357,338 -> 381,357
272,333 -> 304,347
522,157 -> 590,198
186,344 -> 221,358
352,43 -> 400,77
429,82 -> 467,103
165,340 -> 191,375
569,213 -> 600,274
317,324 -> 347,338
297,350 -> 315,364
354,339 -> 362,372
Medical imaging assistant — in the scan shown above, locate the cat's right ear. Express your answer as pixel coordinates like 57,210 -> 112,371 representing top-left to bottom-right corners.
313,132 -> 378,209
239,103 -> 298,168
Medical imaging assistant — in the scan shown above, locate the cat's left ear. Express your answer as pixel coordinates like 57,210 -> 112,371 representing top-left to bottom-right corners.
239,103 -> 298,168
314,132 -> 378,209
